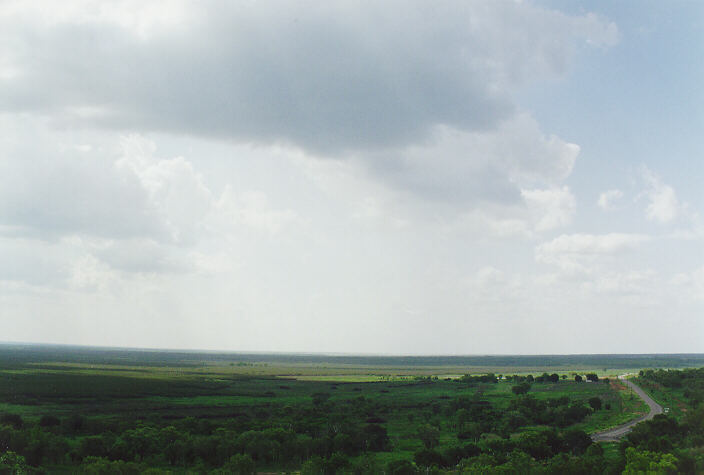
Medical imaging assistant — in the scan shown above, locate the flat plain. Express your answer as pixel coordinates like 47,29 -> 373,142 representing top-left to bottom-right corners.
1,344 -> 703,473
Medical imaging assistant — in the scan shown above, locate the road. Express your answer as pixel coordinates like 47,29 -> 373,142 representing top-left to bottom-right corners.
591,374 -> 663,442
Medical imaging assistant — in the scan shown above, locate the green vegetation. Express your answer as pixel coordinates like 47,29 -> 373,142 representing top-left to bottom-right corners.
0,345 -> 702,473
636,368 -> 704,420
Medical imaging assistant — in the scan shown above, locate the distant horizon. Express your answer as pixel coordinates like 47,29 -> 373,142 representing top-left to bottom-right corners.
3,340 -> 703,359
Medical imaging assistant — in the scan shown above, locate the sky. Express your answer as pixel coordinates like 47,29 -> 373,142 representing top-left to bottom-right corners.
0,0 -> 702,355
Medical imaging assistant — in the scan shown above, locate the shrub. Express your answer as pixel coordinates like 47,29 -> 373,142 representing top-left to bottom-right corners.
0,414 -> 23,429
39,415 -> 61,427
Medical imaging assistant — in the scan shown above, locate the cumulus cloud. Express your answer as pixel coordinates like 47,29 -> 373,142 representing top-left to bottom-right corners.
116,136 -> 214,245
93,239 -> 196,274
212,188 -> 301,236
0,237 -> 69,286
535,232 -> 650,273
0,0 -> 616,233
597,189 -> 623,210
538,233 -> 651,256
0,136 -> 163,241
0,125 -> 302,285
363,113 -> 579,206
670,266 -> 704,302
521,186 -> 576,231
464,266 -> 523,302
591,269 -> 657,296
640,167 -> 685,223
0,132 -> 213,245
0,0 -> 617,155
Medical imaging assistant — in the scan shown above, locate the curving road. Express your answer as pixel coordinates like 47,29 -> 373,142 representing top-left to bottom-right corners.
591,374 -> 663,442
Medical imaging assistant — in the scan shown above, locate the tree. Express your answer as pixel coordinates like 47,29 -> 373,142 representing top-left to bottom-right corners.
562,429 -> 592,455
413,449 -> 444,469
457,422 -> 482,442
0,452 -> 28,474
511,383 -> 531,395
363,424 -> 391,451
324,453 -> 350,474
221,454 -> 255,474
504,450 -> 538,473
588,397 -> 602,411
39,415 -> 60,427
417,424 -> 440,449
79,435 -> 109,458
574,375 -> 583,382
301,456 -> 325,475
0,414 -> 23,429
350,454 -> 382,474
549,373 -> 560,383
387,459 -> 417,474
312,392 -> 331,406
623,447 -> 678,474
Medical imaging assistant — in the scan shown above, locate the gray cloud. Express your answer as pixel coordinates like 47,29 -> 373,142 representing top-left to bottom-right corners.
0,1 -> 617,155
0,140 -> 165,241
360,114 -> 579,207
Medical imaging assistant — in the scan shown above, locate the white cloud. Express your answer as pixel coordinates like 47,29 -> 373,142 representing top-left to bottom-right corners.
464,266 -> 523,302
67,254 -> 116,291
640,167 -> 685,223
538,232 -> 650,255
212,188 -> 301,236
362,113 -> 579,205
0,135 -> 164,241
597,189 -> 623,209
671,265 -> 704,302
94,239 -> 196,274
591,269 -> 657,296
535,232 -> 650,273
0,125 -> 303,285
116,136 -> 214,245
522,186 -> 576,231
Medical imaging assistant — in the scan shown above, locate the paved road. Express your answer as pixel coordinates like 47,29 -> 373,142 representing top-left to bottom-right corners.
591,374 -> 663,442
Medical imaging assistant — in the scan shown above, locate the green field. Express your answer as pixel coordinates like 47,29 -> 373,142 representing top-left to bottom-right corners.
0,344 -> 702,473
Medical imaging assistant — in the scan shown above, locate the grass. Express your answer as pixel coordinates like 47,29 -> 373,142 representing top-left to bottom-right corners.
0,363 -> 646,428
0,349 -> 673,471
633,377 -> 689,420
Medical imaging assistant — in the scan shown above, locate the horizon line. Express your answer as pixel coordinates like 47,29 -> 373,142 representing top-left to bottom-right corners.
2,340 -> 703,358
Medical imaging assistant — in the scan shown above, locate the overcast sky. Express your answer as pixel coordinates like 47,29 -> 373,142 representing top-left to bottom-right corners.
0,0 -> 702,354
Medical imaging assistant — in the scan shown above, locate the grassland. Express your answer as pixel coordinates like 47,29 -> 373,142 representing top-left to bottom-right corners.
0,344 -> 701,473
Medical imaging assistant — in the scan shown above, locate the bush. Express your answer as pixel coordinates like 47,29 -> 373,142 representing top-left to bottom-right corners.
39,415 -> 61,427
511,383 -> 531,395
0,452 -> 29,473
563,429 -> 592,455
0,414 -> 23,429
80,456 -> 144,474
222,453 -> 256,474
65,414 -> 86,434
387,459 -> 417,474
79,435 -> 109,458
588,397 -> 603,411
414,449 -> 444,468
